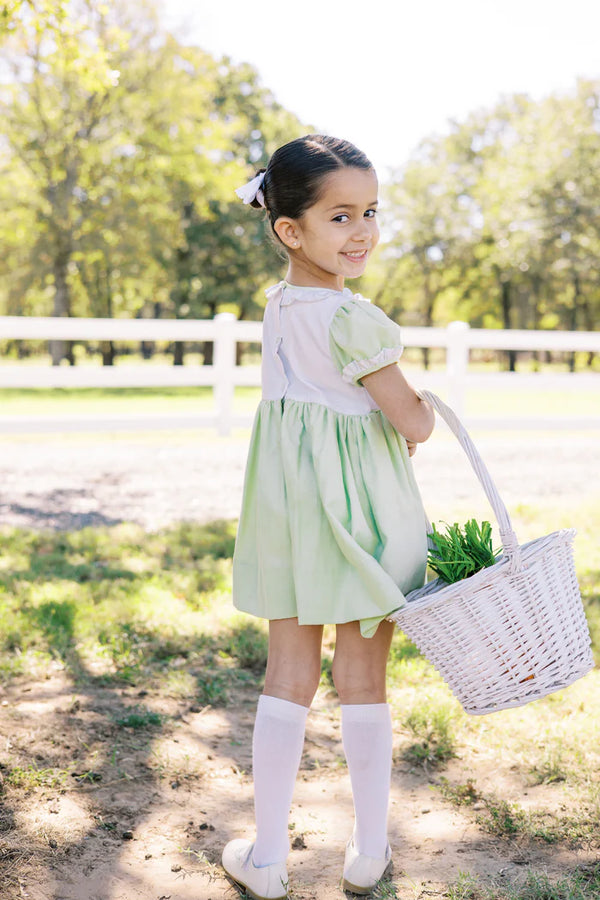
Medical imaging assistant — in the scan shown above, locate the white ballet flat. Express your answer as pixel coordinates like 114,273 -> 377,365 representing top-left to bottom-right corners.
222,838 -> 289,900
342,836 -> 392,895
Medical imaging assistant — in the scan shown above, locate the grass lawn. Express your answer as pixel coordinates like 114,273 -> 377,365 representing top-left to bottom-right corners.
0,379 -> 598,423
0,386 -> 261,416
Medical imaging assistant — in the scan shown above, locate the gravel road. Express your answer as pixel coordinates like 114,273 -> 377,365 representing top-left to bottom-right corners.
1,425 -> 598,532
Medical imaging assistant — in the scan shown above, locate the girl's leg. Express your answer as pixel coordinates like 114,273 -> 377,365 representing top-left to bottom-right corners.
263,617 -> 323,707
332,619 -> 395,860
252,618 -> 323,865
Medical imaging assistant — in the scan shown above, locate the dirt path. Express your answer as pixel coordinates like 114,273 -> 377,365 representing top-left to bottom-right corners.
1,426 -> 598,531
2,671 -> 597,900
1,426 -> 599,899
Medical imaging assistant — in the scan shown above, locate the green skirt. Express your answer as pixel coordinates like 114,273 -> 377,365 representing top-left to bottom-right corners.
232,399 -> 428,638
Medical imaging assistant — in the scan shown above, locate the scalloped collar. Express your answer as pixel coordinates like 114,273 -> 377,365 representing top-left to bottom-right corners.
265,281 -> 360,306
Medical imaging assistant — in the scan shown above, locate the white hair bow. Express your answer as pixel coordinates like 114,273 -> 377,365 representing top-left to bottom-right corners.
235,171 -> 266,207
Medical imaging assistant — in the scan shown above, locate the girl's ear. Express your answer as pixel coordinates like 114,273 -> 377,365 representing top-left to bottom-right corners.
273,217 -> 301,251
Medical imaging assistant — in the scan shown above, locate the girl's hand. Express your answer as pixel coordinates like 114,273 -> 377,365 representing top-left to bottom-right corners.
406,440 -> 417,457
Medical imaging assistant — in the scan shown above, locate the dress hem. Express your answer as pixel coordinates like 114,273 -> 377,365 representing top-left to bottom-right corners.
232,598 -> 404,638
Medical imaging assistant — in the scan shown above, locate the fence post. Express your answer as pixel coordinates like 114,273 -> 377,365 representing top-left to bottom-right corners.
213,312 -> 237,436
446,320 -> 470,417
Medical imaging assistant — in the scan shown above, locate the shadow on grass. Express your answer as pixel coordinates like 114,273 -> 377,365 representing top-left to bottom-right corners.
3,495 -> 124,532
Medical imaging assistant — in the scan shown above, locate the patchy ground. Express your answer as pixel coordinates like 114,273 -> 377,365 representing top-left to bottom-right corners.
1,425 -> 599,899
2,670 -> 598,900
0,426 -> 598,532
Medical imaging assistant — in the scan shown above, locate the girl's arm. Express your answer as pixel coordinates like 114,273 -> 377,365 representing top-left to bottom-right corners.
361,364 -> 435,444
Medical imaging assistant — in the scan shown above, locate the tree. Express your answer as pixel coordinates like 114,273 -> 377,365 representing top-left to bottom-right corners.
0,0 -> 306,367
377,133 -> 473,366
1,0 -> 163,361
377,80 -> 600,370
161,58 -> 305,363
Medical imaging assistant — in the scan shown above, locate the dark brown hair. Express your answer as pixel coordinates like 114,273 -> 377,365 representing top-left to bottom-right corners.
250,134 -> 374,238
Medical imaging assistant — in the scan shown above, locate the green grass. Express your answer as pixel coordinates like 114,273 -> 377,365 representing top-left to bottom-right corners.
0,386 -> 261,417
445,865 -> 600,899
1,764 -> 71,791
0,500 -> 597,691
0,520 -> 253,695
0,381 -> 598,422
465,386 -> 600,420
438,777 -> 481,806
114,706 -> 165,729
400,700 -> 458,767
221,619 -> 269,674
475,796 -> 600,847
370,878 -> 400,898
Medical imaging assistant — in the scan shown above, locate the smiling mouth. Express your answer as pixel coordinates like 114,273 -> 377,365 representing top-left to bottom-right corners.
342,250 -> 368,261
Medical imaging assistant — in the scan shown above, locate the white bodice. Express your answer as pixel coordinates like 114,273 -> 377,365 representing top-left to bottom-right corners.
261,282 -> 382,415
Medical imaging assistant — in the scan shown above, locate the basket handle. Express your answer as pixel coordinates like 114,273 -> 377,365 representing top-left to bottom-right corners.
417,389 -> 522,570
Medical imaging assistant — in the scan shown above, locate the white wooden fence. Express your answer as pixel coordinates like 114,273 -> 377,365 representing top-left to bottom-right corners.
0,315 -> 599,434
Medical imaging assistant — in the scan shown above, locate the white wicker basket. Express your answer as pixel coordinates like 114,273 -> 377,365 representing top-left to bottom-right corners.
389,390 -> 594,716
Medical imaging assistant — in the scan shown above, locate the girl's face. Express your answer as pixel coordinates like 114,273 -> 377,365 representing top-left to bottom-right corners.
276,167 -> 379,291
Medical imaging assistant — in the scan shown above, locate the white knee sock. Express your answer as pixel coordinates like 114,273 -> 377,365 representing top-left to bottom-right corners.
341,703 -> 393,858
252,694 -> 309,866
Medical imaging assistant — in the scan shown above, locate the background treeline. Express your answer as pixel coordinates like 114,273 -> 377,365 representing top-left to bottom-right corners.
373,86 -> 600,352
1,0 -> 599,369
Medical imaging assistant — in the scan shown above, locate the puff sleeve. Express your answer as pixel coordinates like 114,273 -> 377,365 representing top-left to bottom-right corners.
329,299 -> 403,386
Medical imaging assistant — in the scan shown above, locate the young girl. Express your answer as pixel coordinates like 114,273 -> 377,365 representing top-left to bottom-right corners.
222,135 -> 434,899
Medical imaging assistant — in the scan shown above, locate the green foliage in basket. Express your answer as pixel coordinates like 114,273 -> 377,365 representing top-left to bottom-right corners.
427,519 -> 500,585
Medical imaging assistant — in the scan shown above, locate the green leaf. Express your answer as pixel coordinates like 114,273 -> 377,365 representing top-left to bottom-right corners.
427,519 -> 500,585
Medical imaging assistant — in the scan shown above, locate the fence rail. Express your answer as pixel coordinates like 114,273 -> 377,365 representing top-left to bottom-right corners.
0,315 -> 598,434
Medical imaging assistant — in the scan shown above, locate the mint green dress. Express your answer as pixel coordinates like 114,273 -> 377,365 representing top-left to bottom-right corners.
232,282 -> 428,638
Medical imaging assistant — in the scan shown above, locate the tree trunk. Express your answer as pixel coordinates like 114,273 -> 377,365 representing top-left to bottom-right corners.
499,277 -> 516,372
531,274 -> 542,371
101,342 -> 115,366
48,156 -> 77,366
173,342 -> 185,366
50,250 -> 72,366
140,302 -> 160,360
171,290 -> 185,366
581,295 -> 596,368
102,270 -> 115,366
202,302 -> 218,366
141,340 -> 154,360
171,237 -> 192,366
568,272 -> 580,373
235,308 -> 246,366
420,270 -> 436,371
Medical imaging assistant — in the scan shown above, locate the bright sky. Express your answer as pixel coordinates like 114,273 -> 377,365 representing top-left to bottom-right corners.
162,0 -> 600,179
